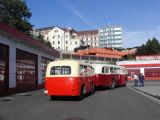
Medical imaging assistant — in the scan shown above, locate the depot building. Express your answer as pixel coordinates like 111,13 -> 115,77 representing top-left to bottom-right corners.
117,55 -> 160,80
0,22 -> 58,96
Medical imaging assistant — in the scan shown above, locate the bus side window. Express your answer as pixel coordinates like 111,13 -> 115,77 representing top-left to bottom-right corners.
87,66 -> 92,76
115,68 -> 121,74
84,66 -> 88,76
115,67 -> 118,74
90,66 -> 94,75
110,67 -> 114,73
102,67 -> 105,73
106,67 -> 109,73
80,65 -> 84,75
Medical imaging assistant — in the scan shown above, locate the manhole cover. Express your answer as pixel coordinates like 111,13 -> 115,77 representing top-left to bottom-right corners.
64,117 -> 84,120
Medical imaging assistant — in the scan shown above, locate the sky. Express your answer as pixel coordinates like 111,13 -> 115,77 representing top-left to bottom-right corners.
26,0 -> 160,48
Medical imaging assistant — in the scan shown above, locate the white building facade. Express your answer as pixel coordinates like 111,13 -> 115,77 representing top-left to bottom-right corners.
77,30 -> 99,48
99,26 -> 122,48
36,27 -> 80,52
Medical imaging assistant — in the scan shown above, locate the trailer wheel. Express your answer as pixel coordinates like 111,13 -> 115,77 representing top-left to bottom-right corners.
79,86 -> 84,100
111,80 -> 115,89
123,79 -> 128,87
91,83 -> 95,95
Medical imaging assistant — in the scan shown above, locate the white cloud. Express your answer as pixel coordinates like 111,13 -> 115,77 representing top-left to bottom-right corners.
57,0 -> 95,29
123,27 -> 160,48
68,7 -> 95,29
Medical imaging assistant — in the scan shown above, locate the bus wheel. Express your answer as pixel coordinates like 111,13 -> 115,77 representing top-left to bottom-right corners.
79,86 -> 84,100
123,82 -> 127,87
50,96 -> 54,101
91,83 -> 95,95
124,79 -> 128,87
111,80 -> 115,89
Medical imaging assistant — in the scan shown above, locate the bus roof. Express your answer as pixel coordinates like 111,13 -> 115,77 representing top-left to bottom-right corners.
46,60 -> 92,77
91,63 -> 121,68
48,59 -> 91,67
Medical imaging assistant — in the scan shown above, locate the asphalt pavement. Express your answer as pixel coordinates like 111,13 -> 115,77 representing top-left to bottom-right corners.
0,81 -> 160,120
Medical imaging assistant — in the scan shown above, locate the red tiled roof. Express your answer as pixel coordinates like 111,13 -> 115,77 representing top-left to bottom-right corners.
75,48 -> 126,59
77,30 -> 98,36
0,22 -> 59,56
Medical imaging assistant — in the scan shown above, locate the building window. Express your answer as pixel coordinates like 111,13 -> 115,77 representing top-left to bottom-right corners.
75,41 -> 77,45
66,46 -> 68,50
58,35 -> 60,39
66,41 -> 68,44
54,30 -> 58,33
58,41 -> 60,44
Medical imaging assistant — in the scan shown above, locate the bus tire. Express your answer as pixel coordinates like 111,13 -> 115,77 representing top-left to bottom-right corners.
50,96 -> 54,101
111,80 -> 115,89
124,79 -> 128,87
91,83 -> 95,95
79,86 -> 84,100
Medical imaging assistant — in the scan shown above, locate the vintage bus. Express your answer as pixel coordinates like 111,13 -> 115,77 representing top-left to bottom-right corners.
92,64 -> 127,89
45,60 -> 95,100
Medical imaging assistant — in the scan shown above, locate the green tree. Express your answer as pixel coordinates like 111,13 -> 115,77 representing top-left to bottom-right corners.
136,38 -> 160,55
0,0 -> 32,34
36,33 -> 52,47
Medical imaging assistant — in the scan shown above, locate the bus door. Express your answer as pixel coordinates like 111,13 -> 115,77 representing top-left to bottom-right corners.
80,65 -> 91,92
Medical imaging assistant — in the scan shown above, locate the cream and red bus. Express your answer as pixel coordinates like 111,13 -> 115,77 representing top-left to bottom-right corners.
45,60 -> 95,100
92,64 -> 127,88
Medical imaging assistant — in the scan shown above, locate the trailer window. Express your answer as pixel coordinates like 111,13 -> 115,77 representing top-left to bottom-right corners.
80,65 -> 93,76
102,67 -> 105,73
50,66 -> 71,75
105,67 -> 109,73
110,67 -> 114,73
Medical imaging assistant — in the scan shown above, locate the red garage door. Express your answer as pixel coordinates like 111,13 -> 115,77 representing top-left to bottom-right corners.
0,43 -> 9,96
16,49 -> 38,93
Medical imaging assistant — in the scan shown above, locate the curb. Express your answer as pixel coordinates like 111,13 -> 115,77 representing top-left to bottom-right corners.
127,86 -> 160,105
